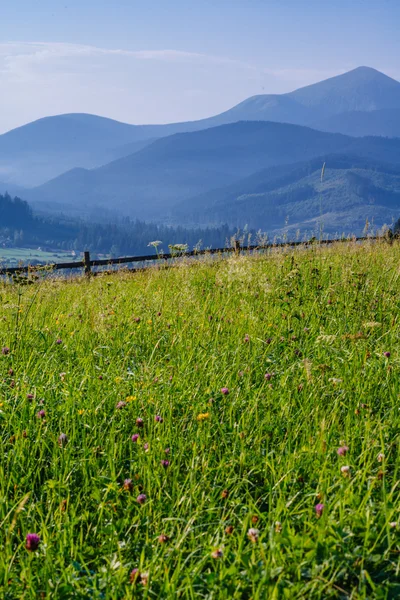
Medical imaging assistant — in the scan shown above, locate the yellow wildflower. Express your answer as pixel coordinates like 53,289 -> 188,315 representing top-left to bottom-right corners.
126,395 -> 137,403
115,377 -> 122,384
78,409 -> 85,415
197,412 -> 210,421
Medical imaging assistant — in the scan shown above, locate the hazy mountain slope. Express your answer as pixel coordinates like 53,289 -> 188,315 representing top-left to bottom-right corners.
26,121 -> 353,219
289,67 -> 400,116
316,109 -> 400,137
3,66 -> 400,188
173,155 -> 400,234
0,114 -> 156,186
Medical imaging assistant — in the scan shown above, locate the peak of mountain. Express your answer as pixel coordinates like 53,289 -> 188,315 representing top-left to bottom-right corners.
289,66 -> 400,117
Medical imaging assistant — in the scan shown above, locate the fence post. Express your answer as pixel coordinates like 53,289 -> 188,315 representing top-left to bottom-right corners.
234,240 -> 241,254
83,251 -> 91,276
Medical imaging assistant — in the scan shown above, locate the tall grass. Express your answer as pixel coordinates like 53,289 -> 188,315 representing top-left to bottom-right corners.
0,240 -> 399,598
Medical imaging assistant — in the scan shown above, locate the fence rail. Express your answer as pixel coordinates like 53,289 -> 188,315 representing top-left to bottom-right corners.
0,235 -> 390,278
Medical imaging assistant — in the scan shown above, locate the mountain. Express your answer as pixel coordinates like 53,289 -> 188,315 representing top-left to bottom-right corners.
172,154 -> 400,235
26,119 -> 400,224
316,109 -> 400,138
2,67 -> 400,187
0,114 -> 155,186
26,121 -> 353,219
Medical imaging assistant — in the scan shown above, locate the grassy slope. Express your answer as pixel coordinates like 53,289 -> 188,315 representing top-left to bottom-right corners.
0,241 -> 399,598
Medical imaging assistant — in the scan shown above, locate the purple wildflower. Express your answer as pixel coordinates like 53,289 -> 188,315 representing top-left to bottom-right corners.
56,339 -> 62,345
155,415 -> 163,423
116,401 -> 127,410
244,334 -> 250,343
143,442 -> 149,452
164,447 -> 170,454
137,493 -> 147,505
136,418 -> 144,428
161,459 -> 170,468
384,351 -> 391,358
36,409 -> 46,419
25,533 -> 40,551
315,503 -> 325,518
130,568 -> 140,584
211,548 -> 223,559
131,434 -> 140,443
27,393 -> 34,400
221,387 -> 229,395
264,372 -> 273,381
123,479 -> 133,491
1,346 -> 10,355
58,433 -> 68,447
337,445 -> 349,456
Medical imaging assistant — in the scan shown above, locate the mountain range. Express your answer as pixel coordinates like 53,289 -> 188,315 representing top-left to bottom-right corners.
2,65 -> 400,235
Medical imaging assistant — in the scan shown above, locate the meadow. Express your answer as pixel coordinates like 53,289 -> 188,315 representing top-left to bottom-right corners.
0,240 -> 399,599
0,248 -> 78,268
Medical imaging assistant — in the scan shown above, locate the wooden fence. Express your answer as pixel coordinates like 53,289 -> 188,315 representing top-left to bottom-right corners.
0,236 -> 389,278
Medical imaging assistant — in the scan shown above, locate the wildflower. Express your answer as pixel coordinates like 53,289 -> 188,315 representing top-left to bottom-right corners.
378,452 -> 385,463
36,409 -> 46,419
221,387 -> 229,395
341,465 -> 351,477
116,401 -> 127,410
27,393 -> 34,400
143,443 -> 149,452
164,447 -> 170,454
131,434 -> 140,443
247,528 -> 259,543
140,572 -> 149,586
275,521 -> 282,533
251,515 -> 259,524
136,418 -> 144,428
265,337 -> 272,344
123,479 -> 133,491
158,534 -> 169,544
137,493 -> 147,505
225,525 -> 234,535
390,522 -> 397,528
58,433 -> 68,447
337,445 -> 349,456
8,368 -> 14,376
60,372 -> 66,381
244,334 -> 250,343
1,346 -> 10,355
126,395 -> 136,402
130,568 -> 140,584
25,533 -> 40,551
78,409 -> 85,415
56,339 -> 62,345
197,412 -> 210,421
161,459 -> 170,468
134,317 -> 141,323
264,372 -> 273,381
211,548 -> 223,559
221,489 -> 229,499
384,352 -> 391,358
99,375 -> 103,380
315,503 -> 325,518
155,415 -> 163,423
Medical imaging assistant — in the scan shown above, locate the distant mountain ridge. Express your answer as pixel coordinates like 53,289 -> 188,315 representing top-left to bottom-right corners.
2,66 -> 400,187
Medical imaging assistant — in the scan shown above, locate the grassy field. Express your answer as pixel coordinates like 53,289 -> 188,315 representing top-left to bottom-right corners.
0,248 -> 78,268
0,240 -> 399,598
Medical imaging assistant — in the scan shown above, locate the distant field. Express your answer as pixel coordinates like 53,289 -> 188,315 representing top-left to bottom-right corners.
0,240 -> 399,598
0,247 -> 78,266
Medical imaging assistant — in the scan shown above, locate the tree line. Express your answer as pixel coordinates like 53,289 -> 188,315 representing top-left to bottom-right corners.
0,193 -> 238,256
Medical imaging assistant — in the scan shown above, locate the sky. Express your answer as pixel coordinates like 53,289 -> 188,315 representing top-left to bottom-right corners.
1,0 -> 400,133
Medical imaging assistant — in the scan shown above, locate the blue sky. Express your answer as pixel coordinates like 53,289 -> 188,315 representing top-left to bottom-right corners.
1,0 -> 399,132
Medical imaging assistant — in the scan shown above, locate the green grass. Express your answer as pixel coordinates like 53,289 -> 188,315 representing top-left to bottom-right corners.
0,240 -> 399,599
